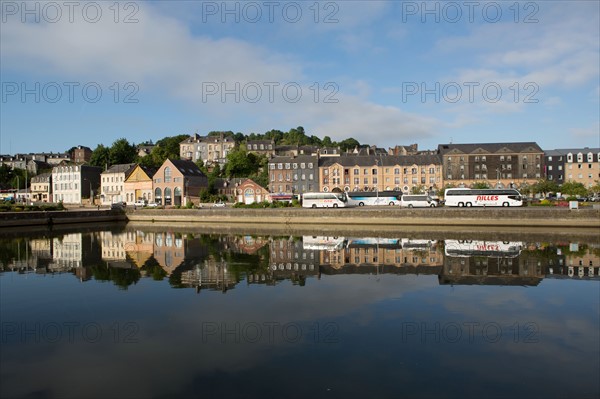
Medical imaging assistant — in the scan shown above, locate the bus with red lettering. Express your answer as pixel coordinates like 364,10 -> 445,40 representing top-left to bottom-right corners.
443,188 -> 523,207
444,240 -> 523,258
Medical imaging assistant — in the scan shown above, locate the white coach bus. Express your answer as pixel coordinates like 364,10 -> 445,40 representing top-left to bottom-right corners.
302,192 -> 348,208
444,188 -> 524,207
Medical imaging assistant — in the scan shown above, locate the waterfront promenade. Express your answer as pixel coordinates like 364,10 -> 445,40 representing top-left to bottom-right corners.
1,206 -> 598,231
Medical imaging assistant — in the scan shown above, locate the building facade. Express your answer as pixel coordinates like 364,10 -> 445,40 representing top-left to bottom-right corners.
180,133 -> 237,165
124,165 -> 157,204
545,148 -> 600,188
100,163 -> 136,205
152,159 -> 208,206
245,140 -> 275,158
268,155 -> 318,194
52,164 -> 101,204
438,142 -> 544,189
30,172 -> 52,202
72,146 -> 92,164
319,154 -> 443,194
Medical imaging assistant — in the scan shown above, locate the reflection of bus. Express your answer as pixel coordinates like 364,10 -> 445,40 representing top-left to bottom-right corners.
346,237 -> 402,249
303,236 -> 346,251
400,239 -> 438,249
444,240 -> 523,258
302,192 -> 348,208
347,191 -> 402,206
400,195 -> 439,208
444,188 -> 523,207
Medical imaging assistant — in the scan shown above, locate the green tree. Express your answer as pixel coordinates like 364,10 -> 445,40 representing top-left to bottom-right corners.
411,184 -> 426,194
472,181 -> 490,189
224,148 -> 257,178
531,179 -> 559,197
138,134 -> 189,168
560,181 -> 587,197
109,138 -> 137,165
89,144 -> 110,169
338,138 -> 360,152
264,129 -> 284,144
321,136 -> 333,147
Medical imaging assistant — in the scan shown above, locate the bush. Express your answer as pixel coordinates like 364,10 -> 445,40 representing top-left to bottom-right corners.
185,201 -> 194,209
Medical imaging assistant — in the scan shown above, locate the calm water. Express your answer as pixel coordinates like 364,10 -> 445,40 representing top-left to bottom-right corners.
1,225 -> 599,399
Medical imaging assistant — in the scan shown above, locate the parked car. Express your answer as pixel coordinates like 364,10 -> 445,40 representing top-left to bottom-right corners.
134,200 -> 147,207
146,202 -> 159,208
212,201 -> 226,208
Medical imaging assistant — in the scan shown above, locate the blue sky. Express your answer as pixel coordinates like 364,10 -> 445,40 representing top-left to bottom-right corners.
1,0 -> 599,154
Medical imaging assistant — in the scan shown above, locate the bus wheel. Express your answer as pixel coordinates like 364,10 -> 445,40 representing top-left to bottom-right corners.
312,204 -> 317,208
359,202 -> 364,206
333,204 -> 338,208
502,202 -> 509,207
408,204 -> 413,208
458,202 -> 464,207
389,202 -> 395,206
430,204 -> 435,207
466,202 -> 472,207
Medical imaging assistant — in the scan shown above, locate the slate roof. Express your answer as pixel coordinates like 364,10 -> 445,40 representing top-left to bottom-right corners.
437,142 -> 543,154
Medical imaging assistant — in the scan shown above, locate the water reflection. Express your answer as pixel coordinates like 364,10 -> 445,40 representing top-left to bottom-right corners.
2,230 -> 599,289
1,227 -> 599,399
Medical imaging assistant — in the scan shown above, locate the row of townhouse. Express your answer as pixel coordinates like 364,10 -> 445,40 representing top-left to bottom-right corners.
268,142 -> 600,195
30,159 -> 208,206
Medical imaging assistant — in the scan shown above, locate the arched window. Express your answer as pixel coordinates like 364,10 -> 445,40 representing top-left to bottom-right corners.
164,187 -> 172,205
164,167 -> 171,182
154,188 -> 162,204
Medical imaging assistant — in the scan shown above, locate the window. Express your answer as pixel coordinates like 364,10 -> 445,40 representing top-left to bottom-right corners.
354,168 -> 359,175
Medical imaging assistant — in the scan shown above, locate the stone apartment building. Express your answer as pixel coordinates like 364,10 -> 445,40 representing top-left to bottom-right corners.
72,145 -> 92,164
180,133 -> 237,165
245,140 -> 275,158
319,154 -> 443,194
268,155 -> 319,195
438,142 -> 544,189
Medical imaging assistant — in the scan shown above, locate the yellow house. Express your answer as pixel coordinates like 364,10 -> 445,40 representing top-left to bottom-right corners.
124,165 -> 157,204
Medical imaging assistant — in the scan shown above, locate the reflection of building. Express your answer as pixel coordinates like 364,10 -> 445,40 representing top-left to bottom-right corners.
318,237 -> 443,275
228,235 -> 269,254
181,257 -> 238,292
50,233 -> 83,270
153,232 -> 186,275
271,237 -> 320,280
546,244 -> 600,280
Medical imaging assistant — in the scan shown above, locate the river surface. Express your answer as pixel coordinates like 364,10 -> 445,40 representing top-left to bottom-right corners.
1,224 -> 599,399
